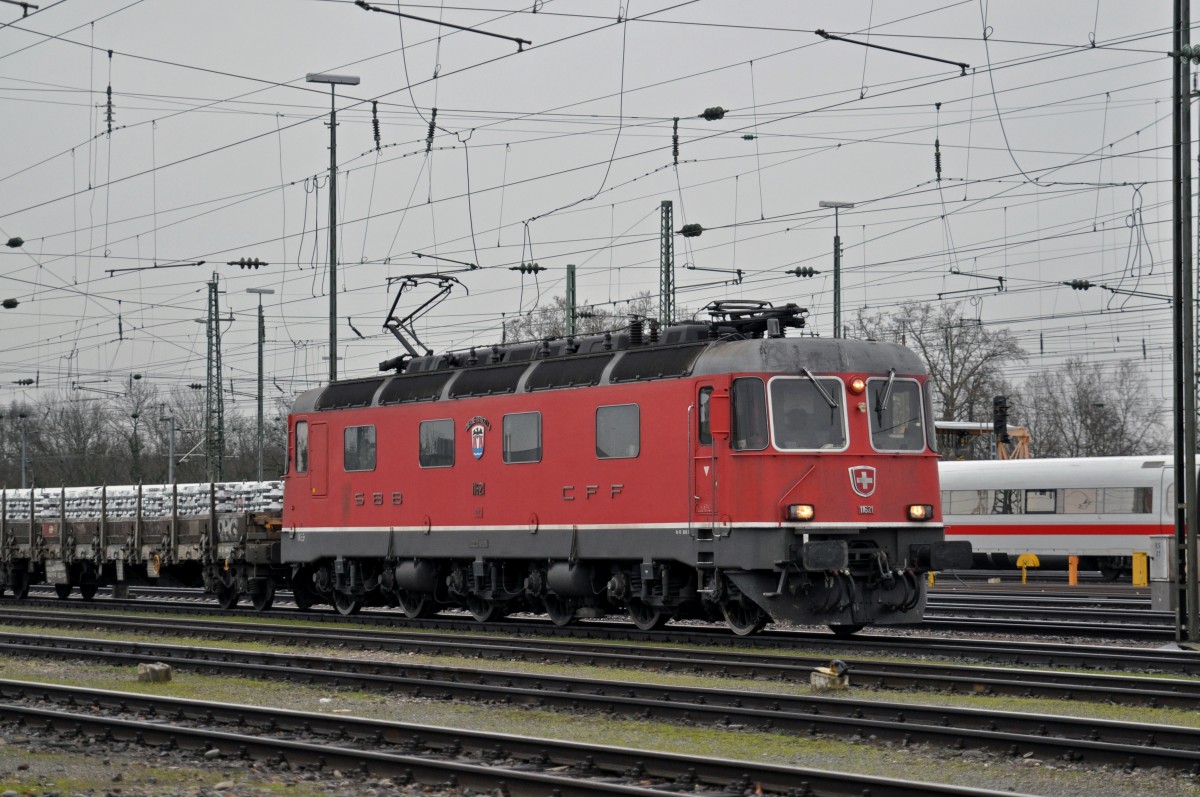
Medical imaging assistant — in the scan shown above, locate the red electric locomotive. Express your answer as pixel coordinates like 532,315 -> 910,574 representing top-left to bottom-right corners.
281,302 -> 969,634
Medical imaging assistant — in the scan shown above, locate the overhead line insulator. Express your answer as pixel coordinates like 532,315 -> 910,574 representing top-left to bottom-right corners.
510,263 -> 545,275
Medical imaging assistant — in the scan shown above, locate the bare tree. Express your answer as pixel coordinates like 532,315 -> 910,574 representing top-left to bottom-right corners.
503,292 -> 657,343
31,394 -> 114,486
1017,358 -> 1167,457
853,302 -> 1025,421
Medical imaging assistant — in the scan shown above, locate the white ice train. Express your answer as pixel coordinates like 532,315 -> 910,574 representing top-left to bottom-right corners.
939,456 -> 1176,578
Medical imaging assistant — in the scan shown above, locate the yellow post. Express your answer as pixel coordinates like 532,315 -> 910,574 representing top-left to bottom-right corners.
1016,553 -> 1040,586
1132,552 -> 1149,587
928,571 -> 936,587
1068,555 -> 1079,586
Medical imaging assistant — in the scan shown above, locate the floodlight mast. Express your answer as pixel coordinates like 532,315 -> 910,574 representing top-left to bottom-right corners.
306,72 -> 361,381
818,201 -> 855,339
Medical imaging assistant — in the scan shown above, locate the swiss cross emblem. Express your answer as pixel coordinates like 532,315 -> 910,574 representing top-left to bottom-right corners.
849,466 -> 877,498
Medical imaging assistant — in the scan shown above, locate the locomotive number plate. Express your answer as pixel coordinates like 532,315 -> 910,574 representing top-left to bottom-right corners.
858,505 -> 875,515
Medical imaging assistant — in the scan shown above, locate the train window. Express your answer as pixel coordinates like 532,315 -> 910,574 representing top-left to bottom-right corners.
1063,488 -> 1098,514
344,425 -> 376,472
698,387 -> 713,446
596,404 -> 640,459
295,421 -> 309,473
504,412 -> 542,464
419,419 -> 455,468
769,377 -> 846,450
945,489 -> 988,515
731,378 -> 768,451
1102,486 -> 1153,514
990,489 -> 1023,514
1025,489 -> 1056,514
866,378 -> 925,452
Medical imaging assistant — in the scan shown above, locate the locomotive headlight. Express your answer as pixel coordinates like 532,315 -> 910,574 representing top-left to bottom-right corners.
785,503 -> 815,521
906,504 -> 934,521
849,377 -> 866,395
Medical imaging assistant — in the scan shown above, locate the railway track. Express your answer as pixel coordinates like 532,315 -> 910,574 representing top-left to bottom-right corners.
3,608 -> 1199,709
10,590 -> 1200,672
0,678 -> 1037,797
22,583 -> 1182,641
1,627 -> 1199,773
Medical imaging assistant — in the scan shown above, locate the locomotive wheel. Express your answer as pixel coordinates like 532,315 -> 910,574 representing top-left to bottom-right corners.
543,594 -> 577,626
54,584 -> 72,600
829,623 -> 864,637
396,590 -> 434,619
332,591 -> 363,616
251,579 -> 276,612
721,600 -> 768,636
290,573 -> 319,611
79,582 -> 98,601
626,599 -> 668,631
465,595 -> 500,623
216,585 -> 240,611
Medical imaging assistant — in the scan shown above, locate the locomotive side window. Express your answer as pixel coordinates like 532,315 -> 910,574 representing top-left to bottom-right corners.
596,404 -> 640,459
344,425 -> 376,472
698,388 -> 712,446
504,412 -> 542,464
1025,489 -> 1056,514
731,378 -> 768,451
295,421 -> 309,474
419,419 -> 455,468
866,378 -> 925,452
769,377 -> 846,450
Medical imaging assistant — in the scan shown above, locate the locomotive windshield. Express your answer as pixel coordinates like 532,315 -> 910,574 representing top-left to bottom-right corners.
769,377 -> 846,450
867,378 -> 925,452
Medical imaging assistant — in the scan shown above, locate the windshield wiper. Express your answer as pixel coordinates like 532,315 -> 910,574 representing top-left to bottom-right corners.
875,368 -> 896,414
802,368 -> 838,409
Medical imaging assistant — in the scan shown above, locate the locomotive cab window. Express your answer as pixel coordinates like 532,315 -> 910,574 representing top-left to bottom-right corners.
596,404 -> 639,459
867,378 -> 925,452
731,378 -> 768,451
344,425 -> 376,472
769,376 -> 846,450
294,421 -> 309,474
504,412 -> 542,464
419,419 -> 455,468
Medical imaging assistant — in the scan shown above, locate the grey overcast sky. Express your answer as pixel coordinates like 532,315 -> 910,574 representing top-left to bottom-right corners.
0,0 -> 1183,413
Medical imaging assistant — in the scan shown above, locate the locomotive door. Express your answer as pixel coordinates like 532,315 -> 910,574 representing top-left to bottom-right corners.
691,383 -> 723,532
309,422 -> 328,498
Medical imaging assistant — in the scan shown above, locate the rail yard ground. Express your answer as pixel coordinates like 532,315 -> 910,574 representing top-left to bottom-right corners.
0,611 -> 1198,797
